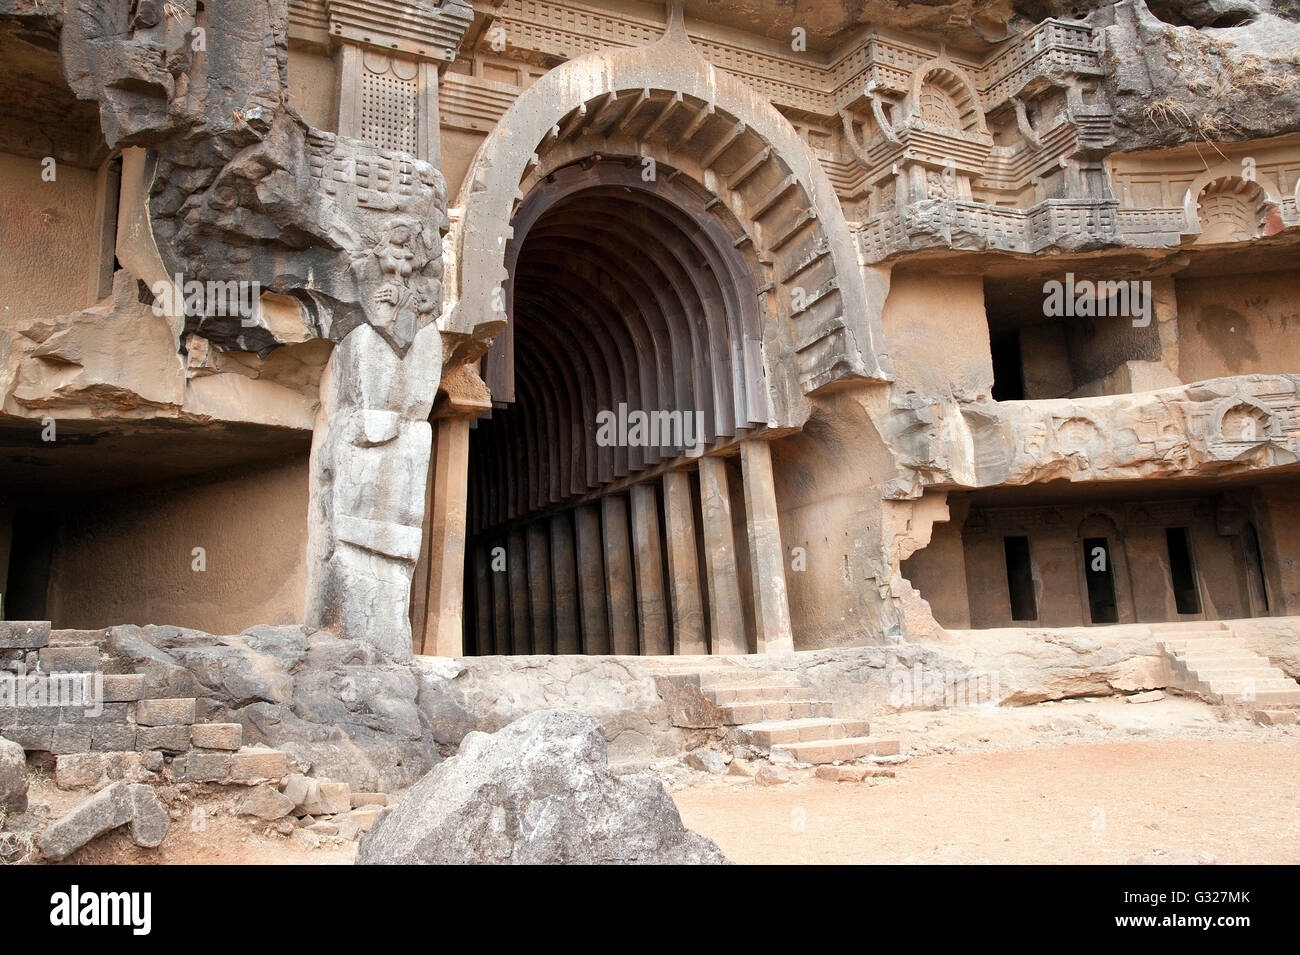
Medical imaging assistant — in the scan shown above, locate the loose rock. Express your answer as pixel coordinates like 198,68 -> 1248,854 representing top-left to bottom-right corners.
357,710 -> 728,864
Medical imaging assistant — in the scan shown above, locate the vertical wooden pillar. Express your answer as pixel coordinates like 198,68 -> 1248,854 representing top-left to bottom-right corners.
550,514 -> 580,654
741,440 -> 794,654
601,496 -> 639,655
630,483 -> 670,655
525,523 -> 554,654
698,455 -> 747,654
574,504 -> 610,654
662,469 -> 707,654
507,530 -> 530,654
417,415 -> 474,656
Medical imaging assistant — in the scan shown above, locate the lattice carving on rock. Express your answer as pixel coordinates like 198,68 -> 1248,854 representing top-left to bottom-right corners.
360,54 -> 420,155
338,46 -> 440,163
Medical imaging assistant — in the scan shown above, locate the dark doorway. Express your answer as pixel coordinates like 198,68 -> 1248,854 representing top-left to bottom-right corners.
990,332 -> 1025,401
1003,535 -> 1038,621
5,505 -> 54,621
1164,526 -> 1202,615
1243,521 -> 1270,615
1083,536 -> 1118,623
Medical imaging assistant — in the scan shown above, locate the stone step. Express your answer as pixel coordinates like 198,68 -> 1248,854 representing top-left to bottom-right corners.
1218,689 -> 1300,706
1192,668 -> 1290,681
1148,622 -> 1229,633
699,669 -> 801,690
719,700 -> 832,724
0,621 -> 51,650
1196,675 -> 1300,691
1172,654 -> 1268,667
705,684 -> 813,705
1159,637 -> 1244,652
770,736 -> 902,765
740,717 -> 870,747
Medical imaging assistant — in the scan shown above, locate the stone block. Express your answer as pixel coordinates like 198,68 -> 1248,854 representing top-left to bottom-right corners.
4,726 -> 53,752
55,752 -> 152,790
6,705 -> 57,726
282,773 -> 311,810
91,725 -> 137,751
60,702 -> 128,725
239,784 -> 294,820
38,646 -> 100,673
0,621 -> 50,649
0,735 -> 27,813
136,698 -> 196,726
190,722 -> 242,751
102,674 -> 146,702
51,725 -> 93,754
186,752 -> 233,783
351,792 -> 388,808
136,725 -> 191,754
229,747 -> 288,784
318,780 -> 352,815
37,782 -> 169,861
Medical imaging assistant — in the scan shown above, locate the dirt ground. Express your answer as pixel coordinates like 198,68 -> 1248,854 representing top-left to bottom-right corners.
10,771 -> 355,865
673,696 -> 1300,864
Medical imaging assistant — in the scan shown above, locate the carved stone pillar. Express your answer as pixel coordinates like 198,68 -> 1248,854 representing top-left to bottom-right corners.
305,322 -> 443,661
550,514 -> 580,654
574,504 -> 610,654
662,469 -> 707,654
698,455 -> 747,654
507,529 -> 530,653
630,483 -> 670,655
740,439 -> 794,654
601,495 -> 639,655
525,523 -> 554,654
414,369 -> 490,656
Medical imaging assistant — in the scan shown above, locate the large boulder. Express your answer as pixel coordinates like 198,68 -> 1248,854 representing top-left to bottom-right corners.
0,735 -> 28,814
357,710 -> 729,865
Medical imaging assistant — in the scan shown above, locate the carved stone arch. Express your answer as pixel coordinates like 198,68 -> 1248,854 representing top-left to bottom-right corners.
1212,394 -> 1279,443
906,60 -> 987,134
443,22 -> 892,423
1076,510 -> 1125,543
1182,168 -> 1279,242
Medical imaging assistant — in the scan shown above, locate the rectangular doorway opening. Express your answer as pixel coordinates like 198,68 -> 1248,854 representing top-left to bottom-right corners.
1003,535 -> 1037,621
1083,537 -> 1118,624
1164,526 -> 1202,615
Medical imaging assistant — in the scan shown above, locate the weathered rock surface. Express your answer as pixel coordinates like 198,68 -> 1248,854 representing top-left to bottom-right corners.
96,624 -> 685,790
0,735 -> 28,813
415,655 -> 684,766
37,782 -> 169,861
356,710 -> 729,865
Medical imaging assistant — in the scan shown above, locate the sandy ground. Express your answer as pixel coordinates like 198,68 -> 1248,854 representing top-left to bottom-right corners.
673,696 -> 1300,864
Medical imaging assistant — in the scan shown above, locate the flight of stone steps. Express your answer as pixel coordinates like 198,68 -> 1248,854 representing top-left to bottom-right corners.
698,667 -> 901,765
1155,621 -> 1300,710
